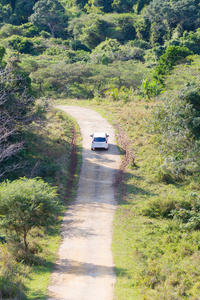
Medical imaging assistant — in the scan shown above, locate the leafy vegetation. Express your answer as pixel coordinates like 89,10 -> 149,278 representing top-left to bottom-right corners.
1,0 -> 200,298
0,177 -> 59,252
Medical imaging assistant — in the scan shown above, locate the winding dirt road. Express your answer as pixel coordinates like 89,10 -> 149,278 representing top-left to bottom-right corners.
48,106 -> 121,300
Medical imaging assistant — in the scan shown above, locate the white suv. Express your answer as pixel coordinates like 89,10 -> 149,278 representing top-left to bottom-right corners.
90,132 -> 109,150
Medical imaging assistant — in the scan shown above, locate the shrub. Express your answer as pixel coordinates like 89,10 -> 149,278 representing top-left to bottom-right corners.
154,45 -> 193,82
0,177 -> 59,252
142,196 -> 178,218
180,29 -> 200,55
8,35 -> 34,54
0,24 -> 21,38
170,192 -> 200,230
40,30 -> 51,38
150,86 -> 200,178
143,192 -> 200,228
140,78 -> 163,99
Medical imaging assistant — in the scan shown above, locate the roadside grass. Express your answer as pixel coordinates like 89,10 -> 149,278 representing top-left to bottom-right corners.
0,107 -> 82,299
56,96 -> 200,299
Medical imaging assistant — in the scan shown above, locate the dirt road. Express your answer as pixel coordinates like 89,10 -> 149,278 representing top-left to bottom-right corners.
48,106 -> 121,300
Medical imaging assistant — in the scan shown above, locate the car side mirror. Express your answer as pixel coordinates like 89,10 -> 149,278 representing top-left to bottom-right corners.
90,134 -> 93,137
106,134 -> 109,137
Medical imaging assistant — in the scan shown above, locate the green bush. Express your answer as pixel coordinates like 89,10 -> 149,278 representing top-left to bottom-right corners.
180,29 -> 200,55
142,196 -> 178,218
154,45 -> 193,82
0,24 -> 21,38
150,86 -> 200,178
39,30 -> 51,38
170,192 -> 200,230
140,78 -> 163,99
142,194 -> 192,219
142,192 -> 200,231
19,22 -> 39,38
8,35 -> 34,54
0,177 -> 59,252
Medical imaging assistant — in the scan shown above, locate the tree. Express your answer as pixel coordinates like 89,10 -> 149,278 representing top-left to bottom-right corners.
30,0 -> 67,38
146,0 -> 199,44
137,0 -> 152,13
74,0 -> 88,10
112,0 -> 136,13
0,3 -> 12,23
154,45 -> 193,82
8,35 -> 34,54
81,16 -> 108,49
151,82 -> 200,179
0,177 -> 58,251
93,0 -> 113,13
12,0 -> 37,24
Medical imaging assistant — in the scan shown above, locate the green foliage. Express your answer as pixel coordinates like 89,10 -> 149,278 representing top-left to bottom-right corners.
92,38 -> 145,63
68,13 -> 137,48
0,177 -> 58,251
30,0 -> 68,38
112,0 -> 136,13
150,81 -> 200,179
178,29 -> 200,55
7,35 -> 34,54
104,13 -> 137,43
18,22 -> 39,38
42,46 -> 90,63
178,81 -> 200,113
140,78 -> 163,99
134,16 -> 151,41
93,38 -> 121,54
142,191 -> 200,220
0,249 -> 28,299
170,193 -> 200,230
154,45 -> 193,82
104,86 -> 134,102
81,16 -> 108,49
11,0 -> 36,25
0,3 -> 12,23
70,40 -> 91,52
85,0 -> 113,13
0,46 -> 6,66
146,0 -> 200,45
137,0 -> 151,13
0,24 -> 21,38
142,195 -> 186,219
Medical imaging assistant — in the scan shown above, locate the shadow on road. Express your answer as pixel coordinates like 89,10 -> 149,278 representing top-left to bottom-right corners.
54,259 -> 128,279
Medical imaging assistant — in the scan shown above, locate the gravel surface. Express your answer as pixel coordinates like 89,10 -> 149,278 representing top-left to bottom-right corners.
48,106 -> 121,300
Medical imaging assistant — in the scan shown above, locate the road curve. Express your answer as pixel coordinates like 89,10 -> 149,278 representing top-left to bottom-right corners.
48,106 -> 121,300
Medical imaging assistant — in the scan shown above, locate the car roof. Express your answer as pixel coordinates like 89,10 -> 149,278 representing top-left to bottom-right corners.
93,132 -> 107,137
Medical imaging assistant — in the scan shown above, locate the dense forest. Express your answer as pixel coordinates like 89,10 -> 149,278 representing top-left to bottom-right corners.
1,0 -> 200,298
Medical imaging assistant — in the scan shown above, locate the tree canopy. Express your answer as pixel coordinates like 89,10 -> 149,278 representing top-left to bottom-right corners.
0,177 -> 58,251
30,0 -> 67,38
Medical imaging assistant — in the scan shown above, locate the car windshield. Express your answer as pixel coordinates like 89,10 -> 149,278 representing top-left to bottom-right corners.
94,137 -> 106,142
